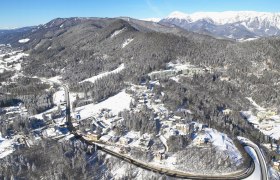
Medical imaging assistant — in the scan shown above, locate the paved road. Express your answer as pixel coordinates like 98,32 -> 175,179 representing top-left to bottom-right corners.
238,137 -> 268,180
62,85 -> 257,179
62,85 -> 71,125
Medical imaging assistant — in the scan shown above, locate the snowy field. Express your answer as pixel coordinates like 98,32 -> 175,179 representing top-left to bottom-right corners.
48,76 -> 63,84
4,52 -> 29,63
0,64 -> 10,73
0,136 -> 15,159
80,63 -> 125,83
53,89 -> 65,105
75,90 -> 132,120
37,75 -> 63,85
0,51 -> 29,73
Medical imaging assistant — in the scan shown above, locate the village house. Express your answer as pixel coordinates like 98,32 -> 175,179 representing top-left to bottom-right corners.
222,109 -> 232,115
257,110 -> 277,119
193,133 -> 210,145
119,146 -> 131,154
180,67 -> 204,76
119,136 -> 131,145
154,152 -> 164,161
85,133 -> 100,141
149,70 -> 177,80
176,123 -> 189,134
99,135 -> 112,143
139,138 -> 151,148
273,161 -> 280,171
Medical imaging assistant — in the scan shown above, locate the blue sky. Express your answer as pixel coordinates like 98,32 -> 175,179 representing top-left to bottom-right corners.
0,0 -> 279,28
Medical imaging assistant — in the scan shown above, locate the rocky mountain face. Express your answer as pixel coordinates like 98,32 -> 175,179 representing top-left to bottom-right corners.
160,11 -> 280,40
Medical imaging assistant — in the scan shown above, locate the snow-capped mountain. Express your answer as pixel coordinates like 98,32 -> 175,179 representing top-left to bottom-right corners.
160,11 -> 280,40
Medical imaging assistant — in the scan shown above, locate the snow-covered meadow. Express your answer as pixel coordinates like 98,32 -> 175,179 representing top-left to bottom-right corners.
74,90 -> 132,120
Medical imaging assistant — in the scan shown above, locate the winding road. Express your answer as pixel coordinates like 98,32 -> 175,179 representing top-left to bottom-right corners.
238,137 -> 268,180
62,85 -> 268,179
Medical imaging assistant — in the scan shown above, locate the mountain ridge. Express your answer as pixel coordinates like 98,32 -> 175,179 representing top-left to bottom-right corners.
166,11 -> 280,26
160,11 -> 280,40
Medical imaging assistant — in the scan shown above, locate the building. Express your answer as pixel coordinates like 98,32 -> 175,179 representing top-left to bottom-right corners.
176,123 -> 188,134
193,133 -> 210,145
163,128 -> 178,137
139,138 -> 151,148
85,133 -> 100,141
162,120 -> 174,127
202,124 -> 209,129
273,161 -> 280,171
181,67 -> 204,76
154,152 -> 167,161
257,110 -> 277,119
173,116 -> 181,120
111,136 -> 119,143
75,113 -> 81,120
194,135 -> 205,144
100,135 -> 112,143
119,137 -> 131,145
149,70 -> 177,80
189,122 -> 202,132
222,109 -> 232,115
119,146 -> 131,154
220,76 -> 230,81
154,99 -> 161,104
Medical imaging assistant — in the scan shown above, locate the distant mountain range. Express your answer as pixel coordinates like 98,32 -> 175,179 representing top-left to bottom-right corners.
159,11 -> 280,41
1,11 -> 280,45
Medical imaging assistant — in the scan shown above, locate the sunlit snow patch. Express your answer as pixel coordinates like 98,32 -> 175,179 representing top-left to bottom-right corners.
0,137 -> 15,159
80,63 -> 125,83
4,52 -> 29,63
110,28 -> 125,38
53,90 -> 65,105
18,38 -> 30,43
122,38 -> 134,48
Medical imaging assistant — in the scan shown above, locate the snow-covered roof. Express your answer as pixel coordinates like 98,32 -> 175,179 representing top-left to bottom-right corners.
100,135 -> 112,142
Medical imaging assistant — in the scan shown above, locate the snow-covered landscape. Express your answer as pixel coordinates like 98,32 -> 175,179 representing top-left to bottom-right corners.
1,3 -> 280,178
